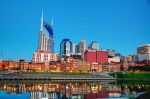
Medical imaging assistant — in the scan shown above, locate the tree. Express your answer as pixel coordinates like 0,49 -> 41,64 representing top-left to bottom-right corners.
2,64 -> 5,70
120,65 -> 124,71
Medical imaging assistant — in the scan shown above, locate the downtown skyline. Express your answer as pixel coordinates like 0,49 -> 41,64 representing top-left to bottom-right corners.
0,0 -> 150,61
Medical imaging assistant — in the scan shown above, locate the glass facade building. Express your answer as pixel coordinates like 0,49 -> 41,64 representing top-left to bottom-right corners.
43,21 -> 54,52
60,39 -> 72,58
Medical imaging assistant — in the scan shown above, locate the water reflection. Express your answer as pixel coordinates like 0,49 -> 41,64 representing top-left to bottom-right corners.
0,81 -> 150,99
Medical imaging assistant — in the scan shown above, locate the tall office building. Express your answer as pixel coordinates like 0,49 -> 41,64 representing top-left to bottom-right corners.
73,44 -> 79,54
88,41 -> 99,50
43,21 -> 54,52
60,39 -> 72,58
32,12 -> 58,63
38,12 -> 47,51
72,40 -> 86,59
38,12 -> 54,52
78,39 -> 86,59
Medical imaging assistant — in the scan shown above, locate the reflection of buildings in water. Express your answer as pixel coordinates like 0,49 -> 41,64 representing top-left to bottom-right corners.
30,92 -> 58,99
6,84 -> 26,94
0,82 -> 141,98
124,88 -> 130,95
108,85 -> 122,98
109,85 -> 121,92
43,84 -> 48,93
29,84 -> 61,99
6,83 -> 103,98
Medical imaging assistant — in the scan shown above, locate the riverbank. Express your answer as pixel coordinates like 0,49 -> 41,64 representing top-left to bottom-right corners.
109,72 -> 150,79
18,72 -> 97,78
109,72 -> 150,85
20,71 -> 91,76
0,71 -> 116,81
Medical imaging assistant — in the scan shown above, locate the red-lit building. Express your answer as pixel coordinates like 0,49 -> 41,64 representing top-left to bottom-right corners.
84,50 -> 108,63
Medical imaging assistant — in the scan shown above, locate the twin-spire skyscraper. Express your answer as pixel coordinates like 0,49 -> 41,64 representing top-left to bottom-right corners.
38,12 -> 54,52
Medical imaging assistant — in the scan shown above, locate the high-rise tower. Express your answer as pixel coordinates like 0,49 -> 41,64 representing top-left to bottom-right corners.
78,39 -> 86,59
43,21 -> 54,52
38,12 -> 54,52
32,12 -> 58,63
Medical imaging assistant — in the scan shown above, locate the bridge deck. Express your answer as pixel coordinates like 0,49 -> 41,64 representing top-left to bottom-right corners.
0,76 -> 116,81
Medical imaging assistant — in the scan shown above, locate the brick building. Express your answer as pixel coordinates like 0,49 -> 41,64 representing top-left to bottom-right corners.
84,50 -> 108,63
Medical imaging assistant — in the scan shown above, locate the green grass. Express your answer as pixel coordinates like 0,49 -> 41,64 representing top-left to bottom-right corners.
109,72 -> 150,79
20,71 -> 91,75
127,73 -> 150,78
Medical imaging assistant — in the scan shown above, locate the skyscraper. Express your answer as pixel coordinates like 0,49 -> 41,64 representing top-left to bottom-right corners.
72,44 -> 79,54
38,12 -> 54,52
43,21 -> 54,52
32,12 -> 58,63
38,12 -> 47,51
60,39 -> 72,58
78,39 -> 86,59
72,40 -> 86,59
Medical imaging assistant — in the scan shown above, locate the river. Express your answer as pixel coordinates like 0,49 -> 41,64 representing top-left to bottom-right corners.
0,80 -> 150,99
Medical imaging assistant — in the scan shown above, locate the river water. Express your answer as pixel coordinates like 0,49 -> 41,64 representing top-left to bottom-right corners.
0,80 -> 150,99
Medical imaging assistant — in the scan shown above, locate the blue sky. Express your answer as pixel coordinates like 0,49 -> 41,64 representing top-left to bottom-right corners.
0,0 -> 150,61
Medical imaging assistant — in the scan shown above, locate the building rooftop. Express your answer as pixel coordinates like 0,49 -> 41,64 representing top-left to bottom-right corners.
138,44 -> 150,48
62,39 -> 71,41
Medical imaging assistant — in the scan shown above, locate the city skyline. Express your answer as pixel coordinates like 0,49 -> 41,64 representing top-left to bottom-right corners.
0,0 -> 150,61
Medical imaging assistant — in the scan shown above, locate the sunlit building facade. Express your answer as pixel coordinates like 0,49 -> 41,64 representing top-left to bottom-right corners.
32,50 -> 59,63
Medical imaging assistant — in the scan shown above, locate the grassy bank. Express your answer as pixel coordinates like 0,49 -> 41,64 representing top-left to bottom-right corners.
109,72 -> 150,79
20,72 -> 91,76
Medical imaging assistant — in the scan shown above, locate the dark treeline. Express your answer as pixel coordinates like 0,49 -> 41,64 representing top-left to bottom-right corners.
128,65 -> 150,72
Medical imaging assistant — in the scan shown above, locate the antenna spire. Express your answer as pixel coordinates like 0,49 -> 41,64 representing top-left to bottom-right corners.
0,51 -> 2,63
40,11 -> 43,31
51,17 -> 53,27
